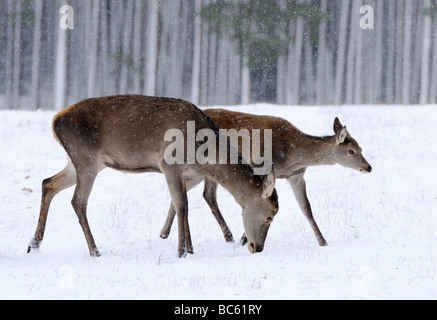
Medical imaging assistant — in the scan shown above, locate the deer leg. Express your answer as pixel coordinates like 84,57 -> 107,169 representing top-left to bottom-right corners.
162,166 -> 193,257
71,167 -> 101,257
160,204 -> 176,239
203,179 -> 234,243
28,160 -> 77,253
287,170 -> 328,247
160,177 -> 202,240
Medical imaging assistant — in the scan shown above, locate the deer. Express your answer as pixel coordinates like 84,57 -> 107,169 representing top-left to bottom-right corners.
27,96 -> 279,258
160,109 -> 372,247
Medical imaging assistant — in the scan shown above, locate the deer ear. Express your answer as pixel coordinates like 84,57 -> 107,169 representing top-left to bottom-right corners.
335,126 -> 348,145
333,117 -> 343,134
261,170 -> 275,198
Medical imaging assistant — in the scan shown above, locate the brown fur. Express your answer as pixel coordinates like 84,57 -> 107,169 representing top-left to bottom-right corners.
161,108 -> 372,246
29,95 -> 278,257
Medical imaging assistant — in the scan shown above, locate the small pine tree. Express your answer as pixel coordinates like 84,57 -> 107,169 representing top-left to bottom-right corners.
200,0 -> 328,102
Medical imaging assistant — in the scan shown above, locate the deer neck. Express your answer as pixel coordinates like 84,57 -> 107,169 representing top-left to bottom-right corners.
201,162 -> 261,207
286,134 -> 337,170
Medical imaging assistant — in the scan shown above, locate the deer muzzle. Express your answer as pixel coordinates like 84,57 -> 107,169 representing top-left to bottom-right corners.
248,242 -> 264,254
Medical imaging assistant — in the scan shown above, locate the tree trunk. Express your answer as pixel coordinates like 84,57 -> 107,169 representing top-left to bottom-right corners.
241,52 -> 250,105
430,11 -> 437,104
345,0 -> 357,104
402,1 -> 413,104
87,0 -> 100,97
372,0 -> 383,104
169,1 -> 182,98
54,23 -> 67,109
4,0 -> 14,108
191,0 -> 202,105
385,0 -> 396,103
12,0 -> 22,108
31,0 -> 43,109
420,0 -> 432,104
144,0 -> 159,96
200,1 -> 210,105
99,0 -> 110,97
334,0 -> 350,104
132,0 -> 143,94
292,15 -> 304,105
315,0 -> 328,105
411,1 -> 423,103
119,1 -> 134,94
354,0 -> 363,105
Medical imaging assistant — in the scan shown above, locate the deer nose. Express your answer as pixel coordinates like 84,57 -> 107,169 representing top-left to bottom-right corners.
248,242 -> 264,254
367,165 -> 372,173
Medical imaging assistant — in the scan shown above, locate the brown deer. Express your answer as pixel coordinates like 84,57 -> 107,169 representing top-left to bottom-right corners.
160,109 -> 372,246
27,96 -> 278,257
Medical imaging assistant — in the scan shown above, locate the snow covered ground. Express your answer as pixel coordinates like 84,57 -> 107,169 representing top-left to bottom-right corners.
1,104 -> 437,300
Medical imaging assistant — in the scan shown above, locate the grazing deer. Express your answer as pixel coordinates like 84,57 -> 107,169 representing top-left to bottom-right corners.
160,109 -> 372,246
27,96 -> 278,257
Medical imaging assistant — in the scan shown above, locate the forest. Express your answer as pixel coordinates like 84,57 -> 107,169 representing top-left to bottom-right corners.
0,0 -> 436,109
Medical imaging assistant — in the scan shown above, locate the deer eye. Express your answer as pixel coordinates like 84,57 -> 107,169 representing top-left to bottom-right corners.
348,150 -> 355,155
264,216 -> 273,225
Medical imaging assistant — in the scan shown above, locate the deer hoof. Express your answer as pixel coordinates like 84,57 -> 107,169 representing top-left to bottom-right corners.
318,238 -> 328,247
240,234 -> 248,246
27,238 -> 40,253
224,232 -> 235,243
160,232 -> 170,240
90,248 -> 101,257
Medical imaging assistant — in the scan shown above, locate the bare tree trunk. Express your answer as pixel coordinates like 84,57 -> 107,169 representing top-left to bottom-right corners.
241,52 -> 250,105
54,26 -> 67,109
430,15 -> 437,103
304,39 -> 315,104
4,0 -> 14,108
119,1 -> 134,93
169,1 -> 182,98
334,0 -> 350,104
200,1 -> 210,105
411,1 -> 423,103
395,2 -> 404,103
31,0 -> 43,109
12,0 -> 21,108
354,0 -> 363,105
157,2 -> 170,96
402,1 -> 413,104
144,0 -> 159,96
133,0 -> 143,94
191,0 -> 202,105
372,0 -> 383,104
420,0 -> 432,104
108,0 -> 122,94
290,13 -> 304,105
100,0 -> 110,97
315,0 -> 328,105
345,0 -> 357,104
87,0 -> 100,97
385,0 -> 396,103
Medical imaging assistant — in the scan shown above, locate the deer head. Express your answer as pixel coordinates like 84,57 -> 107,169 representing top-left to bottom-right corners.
332,117 -> 372,174
242,170 -> 278,253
